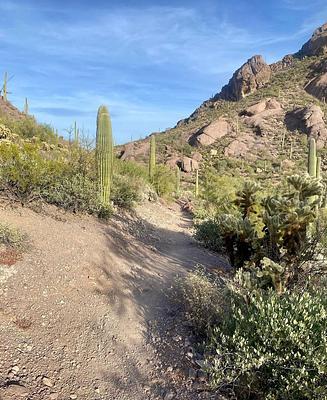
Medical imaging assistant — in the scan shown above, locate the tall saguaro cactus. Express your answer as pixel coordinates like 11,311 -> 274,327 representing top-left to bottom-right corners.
176,165 -> 180,197
96,105 -> 113,204
2,72 -> 8,101
308,137 -> 317,177
195,169 -> 199,197
149,135 -> 156,180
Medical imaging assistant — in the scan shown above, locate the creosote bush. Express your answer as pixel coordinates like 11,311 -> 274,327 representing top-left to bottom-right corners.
174,268 -> 226,335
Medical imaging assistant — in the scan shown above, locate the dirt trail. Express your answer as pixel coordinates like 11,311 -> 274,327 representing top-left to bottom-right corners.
0,201 -> 226,400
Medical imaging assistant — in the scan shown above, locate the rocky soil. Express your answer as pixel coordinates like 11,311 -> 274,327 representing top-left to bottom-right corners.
0,201 -> 227,400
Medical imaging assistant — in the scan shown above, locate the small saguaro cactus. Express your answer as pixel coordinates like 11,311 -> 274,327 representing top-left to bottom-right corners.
96,105 -> 113,204
74,121 -> 79,144
2,72 -> 8,101
316,156 -> 321,180
176,165 -> 181,197
149,134 -> 156,180
24,98 -> 29,115
289,140 -> 293,160
280,131 -> 286,150
195,169 -> 199,197
308,137 -> 317,177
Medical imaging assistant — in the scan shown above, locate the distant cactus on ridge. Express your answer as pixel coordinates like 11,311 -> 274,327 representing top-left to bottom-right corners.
149,135 -> 156,180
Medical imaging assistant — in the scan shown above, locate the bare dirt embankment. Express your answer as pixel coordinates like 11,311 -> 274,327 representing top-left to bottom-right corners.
0,201 -> 225,400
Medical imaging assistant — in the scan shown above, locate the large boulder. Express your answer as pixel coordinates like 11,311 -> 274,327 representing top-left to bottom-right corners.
180,156 -> 198,173
189,118 -> 231,147
119,141 -> 149,161
285,105 -> 327,146
305,73 -> 327,102
216,55 -> 272,101
165,156 -> 180,168
243,98 -> 282,117
242,98 -> 282,136
298,23 -> 327,57
270,55 -> 294,72
224,134 -> 255,157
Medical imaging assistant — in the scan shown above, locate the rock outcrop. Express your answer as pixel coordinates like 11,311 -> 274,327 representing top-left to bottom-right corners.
224,134 -> 255,158
180,156 -> 198,173
0,97 -> 26,120
216,55 -> 272,101
298,23 -> 327,57
285,105 -> 327,146
119,141 -> 149,161
242,98 -> 283,135
305,73 -> 327,101
270,55 -> 294,72
188,118 -> 231,147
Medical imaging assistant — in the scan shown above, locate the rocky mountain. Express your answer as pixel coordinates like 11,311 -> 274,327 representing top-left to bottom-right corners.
298,23 -> 327,57
119,23 -> 327,177
215,55 -> 272,101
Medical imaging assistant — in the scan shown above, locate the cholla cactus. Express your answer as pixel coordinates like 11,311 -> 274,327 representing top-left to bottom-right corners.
235,181 -> 260,219
96,105 -> 113,204
0,124 -> 12,139
210,175 -> 323,288
149,135 -> 156,180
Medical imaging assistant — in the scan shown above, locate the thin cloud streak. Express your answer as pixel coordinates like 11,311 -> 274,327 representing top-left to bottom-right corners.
1,0 -> 327,143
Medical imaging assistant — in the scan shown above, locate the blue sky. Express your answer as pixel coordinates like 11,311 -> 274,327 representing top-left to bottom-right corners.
1,0 -> 327,144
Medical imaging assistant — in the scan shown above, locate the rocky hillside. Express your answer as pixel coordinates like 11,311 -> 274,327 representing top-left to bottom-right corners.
119,23 -> 327,178
0,97 -> 26,121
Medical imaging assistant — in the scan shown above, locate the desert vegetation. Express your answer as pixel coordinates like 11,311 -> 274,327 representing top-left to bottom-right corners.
1,20 -> 327,400
0,105 -> 179,216
175,138 -> 327,399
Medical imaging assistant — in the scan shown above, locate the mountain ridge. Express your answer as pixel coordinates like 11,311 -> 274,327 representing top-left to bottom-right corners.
118,22 -> 327,178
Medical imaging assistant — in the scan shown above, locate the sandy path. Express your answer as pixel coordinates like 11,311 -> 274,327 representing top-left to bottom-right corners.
0,202 -> 225,400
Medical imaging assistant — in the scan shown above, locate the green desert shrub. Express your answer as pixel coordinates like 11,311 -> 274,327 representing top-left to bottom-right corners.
42,173 -> 107,215
0,141 -> 67,201
114,159 -> 149,181
208,285 -> 327,400
0,142 -> 110,216
111,174 -> 142,209
0,116 -> 56,143
200,172 -> 241,217
0,222 -> 27,250
174,268 -> 226,335
194,218 -> 223,252
152,164 -> 175,198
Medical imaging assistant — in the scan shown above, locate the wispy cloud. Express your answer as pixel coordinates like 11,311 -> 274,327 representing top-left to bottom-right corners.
1,0 -> 327,143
